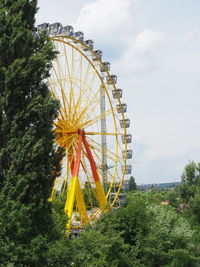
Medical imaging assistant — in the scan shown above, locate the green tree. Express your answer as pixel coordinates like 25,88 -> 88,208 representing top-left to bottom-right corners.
46,195 -> 71,267
181,161 -> 198,185
129,176 -> 137,191
179,161 -> 200,202
69,230 -> 137,267
93,194 -> 199,266
139,204 -> 199,267
0,0 -> 59,265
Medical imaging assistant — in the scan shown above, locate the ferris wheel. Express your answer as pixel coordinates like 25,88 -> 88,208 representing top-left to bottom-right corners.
36,23 -> 133,233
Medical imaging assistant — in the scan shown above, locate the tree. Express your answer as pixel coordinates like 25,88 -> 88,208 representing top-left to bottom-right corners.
139,204 -> 198,267
181,161 -> 198,185
179,161 -> 200,204
69,230 -> 137,267
92,194 -> 200,266
129,176 -> 137,191
0,0 -> 59,265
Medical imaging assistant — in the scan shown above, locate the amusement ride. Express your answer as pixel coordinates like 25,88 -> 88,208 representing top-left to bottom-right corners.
36,23 -> 133,234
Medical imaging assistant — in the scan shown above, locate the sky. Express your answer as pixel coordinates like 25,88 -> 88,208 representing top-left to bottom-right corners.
36,0 -> 200,185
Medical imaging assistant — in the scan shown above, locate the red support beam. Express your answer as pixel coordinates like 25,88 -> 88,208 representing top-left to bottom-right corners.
82,133 -> 99,182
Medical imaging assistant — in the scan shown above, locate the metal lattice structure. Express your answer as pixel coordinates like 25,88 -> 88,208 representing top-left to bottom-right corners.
36,23 -> 133,234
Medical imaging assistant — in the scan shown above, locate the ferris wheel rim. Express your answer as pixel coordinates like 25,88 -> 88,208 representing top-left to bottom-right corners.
49,34 -> 128,229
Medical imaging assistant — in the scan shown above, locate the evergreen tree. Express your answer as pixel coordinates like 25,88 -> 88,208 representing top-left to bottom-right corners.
129,176 -> 137,191
181,161 -> 198,186
0,0 -> 59,265
179,161 -> 200,203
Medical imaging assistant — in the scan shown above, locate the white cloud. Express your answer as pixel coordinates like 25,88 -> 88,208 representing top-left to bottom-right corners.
116,28 -> 200,182
36,0 -> 90,25
113,29 -> 166,73
36,1 -> 200,184
73,0 -> 135,44
133,30 -> 166,51
184,28 -> 200,42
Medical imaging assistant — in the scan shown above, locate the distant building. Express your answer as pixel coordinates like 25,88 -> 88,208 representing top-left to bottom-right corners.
137,182 -> 181,190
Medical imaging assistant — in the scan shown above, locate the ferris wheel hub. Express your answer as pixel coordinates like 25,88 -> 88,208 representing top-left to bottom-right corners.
77,129 -> 85,135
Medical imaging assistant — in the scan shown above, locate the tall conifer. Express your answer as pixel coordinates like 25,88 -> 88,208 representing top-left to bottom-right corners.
0,0 -> 59,265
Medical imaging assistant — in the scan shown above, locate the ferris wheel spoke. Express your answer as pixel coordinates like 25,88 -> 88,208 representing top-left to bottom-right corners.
55,42 -> 65,88
86,69 -> 98,104
53,44 -> 68,110
87,140 -> 119,163
78,50 -> 83,97
74,85 -> 106,126
75,81 -> 100,122
85,82 -> 105,115
81,107 -> 114,129
86,136 -> 122,162
53,121 -> 62,129
68,46 -> 75,118
82,61 -> 92,92
49,82 -> 66,120
51,64 -> 69,116
85,131 -> 121,136
73,92 -> 100,126
90,143 -> 118,163
63,43 -> 76,114
71,51 -> 94,118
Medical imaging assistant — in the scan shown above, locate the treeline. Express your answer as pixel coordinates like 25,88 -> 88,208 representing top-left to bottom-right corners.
46,162 -> 200,266
46,161 -> 200,266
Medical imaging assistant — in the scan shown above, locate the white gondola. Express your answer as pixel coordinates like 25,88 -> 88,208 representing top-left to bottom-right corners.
37,23 -> 49,34
124,165 -> 132,174
100,62 -> 110,72
92,50 -> 103,61
120,119 -> 130,128
59,25 -> 74,36
116,103 -> 127,113
49,23 -> 62,36
84,40 -> 94,51
106,75 -> 117,85
73,31 -> 84,42
121,134 -> 132,144
122,149 -> 133,159
112,89 -> 122,99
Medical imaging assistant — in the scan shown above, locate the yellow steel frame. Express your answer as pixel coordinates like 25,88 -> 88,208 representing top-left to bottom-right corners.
48,35 -> 128,232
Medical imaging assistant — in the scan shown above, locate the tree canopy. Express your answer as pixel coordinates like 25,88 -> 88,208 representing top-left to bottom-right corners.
129,176 -> 137,191
0,0 -> 59,265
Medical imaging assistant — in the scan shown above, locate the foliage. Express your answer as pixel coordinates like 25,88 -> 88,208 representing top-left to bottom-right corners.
69,230 -> 137,267
0,0 -> 59,265
44,186 -> 200,266
83,184 -> 98,208
129,176 -> 137,191
175,161 -> 200,226
139,204 -> 198,266
179,161 -> 200,202
90,194 -> 200,266
181,161 -> 200,185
